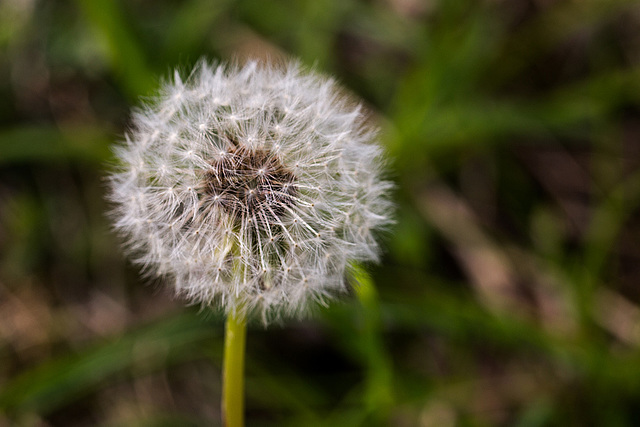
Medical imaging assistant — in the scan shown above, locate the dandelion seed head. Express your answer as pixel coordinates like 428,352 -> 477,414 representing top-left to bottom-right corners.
108,59 -> 393,323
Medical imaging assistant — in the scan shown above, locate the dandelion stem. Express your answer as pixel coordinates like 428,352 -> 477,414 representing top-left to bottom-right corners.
222,310 -> 247,427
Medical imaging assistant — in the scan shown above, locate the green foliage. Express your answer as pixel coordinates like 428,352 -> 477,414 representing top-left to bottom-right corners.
1,0 -> 640,425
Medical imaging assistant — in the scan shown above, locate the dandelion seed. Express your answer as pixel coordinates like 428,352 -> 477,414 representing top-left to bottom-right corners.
107,59 -> 393,323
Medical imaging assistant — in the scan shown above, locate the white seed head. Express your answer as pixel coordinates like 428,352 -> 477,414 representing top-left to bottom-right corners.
107,60 -> 393,323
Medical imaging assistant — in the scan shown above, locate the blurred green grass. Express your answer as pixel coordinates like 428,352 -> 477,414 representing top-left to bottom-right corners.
1,0 -> 640,425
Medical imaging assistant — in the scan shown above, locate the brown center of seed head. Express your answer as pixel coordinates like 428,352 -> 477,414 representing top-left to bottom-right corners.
202,144 -> 297,224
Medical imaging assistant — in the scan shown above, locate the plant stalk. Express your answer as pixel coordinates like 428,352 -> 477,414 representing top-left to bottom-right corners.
222,310 -> 247,427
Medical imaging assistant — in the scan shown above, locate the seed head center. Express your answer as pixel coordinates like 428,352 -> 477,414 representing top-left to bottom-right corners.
202,145 -> 297,222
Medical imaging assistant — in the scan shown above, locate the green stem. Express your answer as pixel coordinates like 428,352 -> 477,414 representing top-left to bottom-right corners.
350,264 -> 394,419
222,310 -> 247,427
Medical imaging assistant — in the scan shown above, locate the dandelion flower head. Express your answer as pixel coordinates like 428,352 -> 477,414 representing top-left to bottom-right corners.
108,60 -> 392,322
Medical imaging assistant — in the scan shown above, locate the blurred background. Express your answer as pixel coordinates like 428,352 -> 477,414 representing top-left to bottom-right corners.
2,0 -> 640,425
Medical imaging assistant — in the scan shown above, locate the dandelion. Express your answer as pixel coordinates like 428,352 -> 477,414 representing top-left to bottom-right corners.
109,60 -> 392,320
107,59 -> 392,426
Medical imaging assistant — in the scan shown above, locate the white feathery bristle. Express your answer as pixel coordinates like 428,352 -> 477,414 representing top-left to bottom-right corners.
107,60 -> 393,323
